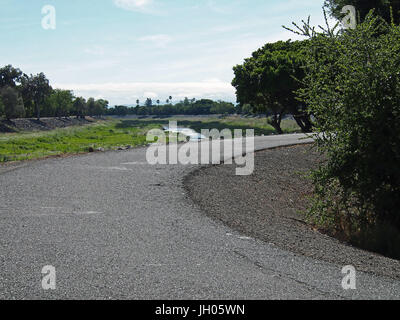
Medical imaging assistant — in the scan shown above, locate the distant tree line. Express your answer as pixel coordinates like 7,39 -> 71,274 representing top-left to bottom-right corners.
107,98 -> 237,116
0,65 -> 238,120
0,65 -> 109,120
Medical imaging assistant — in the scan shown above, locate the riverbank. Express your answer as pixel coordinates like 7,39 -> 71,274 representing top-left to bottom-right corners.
0,116 -> 302,163
0,120 -> 158,162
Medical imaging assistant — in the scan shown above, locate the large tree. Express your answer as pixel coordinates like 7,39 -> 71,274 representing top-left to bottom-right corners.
0,65 -> 23,88
46,89 -> 74,118
73,97 -> 87,119
145,98 -> 153,107
20,73 -> 52,120
92,99 -> 109,116
87,98 -> 96,117
324,0 -> 400,24
232,40 -> 313,134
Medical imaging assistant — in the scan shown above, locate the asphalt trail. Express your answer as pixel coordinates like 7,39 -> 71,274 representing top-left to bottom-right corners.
0,134 -> 399,299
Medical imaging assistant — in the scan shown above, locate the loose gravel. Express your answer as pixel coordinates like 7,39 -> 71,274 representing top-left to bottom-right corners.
185,144 -> 400,280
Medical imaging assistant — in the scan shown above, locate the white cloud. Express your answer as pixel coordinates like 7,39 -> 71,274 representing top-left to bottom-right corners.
206,0 -> 238,14
113,0 -> 157,14
83,46 -> 106,56
143,91 -> 158,99
53,81 -> 236,105
138,34 -> 173,48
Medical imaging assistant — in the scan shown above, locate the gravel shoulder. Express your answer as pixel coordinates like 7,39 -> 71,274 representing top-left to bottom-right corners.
184,144 -> 400,280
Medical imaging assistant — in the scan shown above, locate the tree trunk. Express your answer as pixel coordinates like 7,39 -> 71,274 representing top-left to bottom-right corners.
301,115 -> 313,132
293,115 -> 307,132
271,122 -> 283,134
293,112 -> 313,133
268,112 -> 283,134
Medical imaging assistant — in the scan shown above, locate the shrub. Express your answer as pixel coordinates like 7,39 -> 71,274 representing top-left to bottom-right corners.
296,13 -> 400,258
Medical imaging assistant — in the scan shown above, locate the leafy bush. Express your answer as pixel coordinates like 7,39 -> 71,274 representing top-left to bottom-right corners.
296,14 -> 400,257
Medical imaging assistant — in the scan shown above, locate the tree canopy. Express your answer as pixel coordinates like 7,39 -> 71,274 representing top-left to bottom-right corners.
107,98 -> 236,116
20,73 -> 52,120
324,0 -> 400,24
0,65 -> 23,88
232,40 -> 312,133
0,65 -> 110,120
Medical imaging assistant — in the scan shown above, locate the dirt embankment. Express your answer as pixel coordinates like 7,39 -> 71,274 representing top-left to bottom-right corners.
0,117 -> 98,133
184,144 -> 400,280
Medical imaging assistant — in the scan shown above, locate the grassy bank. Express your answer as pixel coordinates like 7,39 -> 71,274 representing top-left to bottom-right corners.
0,116 -> 300,162
0,120 -> 159,162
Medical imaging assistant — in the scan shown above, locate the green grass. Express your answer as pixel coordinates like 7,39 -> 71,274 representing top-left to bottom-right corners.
0,120 -> 161,162
0,116 -> 301,162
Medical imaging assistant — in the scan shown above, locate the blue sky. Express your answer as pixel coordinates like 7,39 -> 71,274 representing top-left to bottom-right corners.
0,0 -> 333,105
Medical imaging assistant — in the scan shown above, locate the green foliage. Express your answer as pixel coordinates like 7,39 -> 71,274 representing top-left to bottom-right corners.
0,120 -> 156,162
232,40 -> 313,134
0,86 -> 25,120
0,65 -> 23,88
87,97 -> 109,116
297,13 -> 400,257
0,65 -> 110,120
73,97 -> 87,119
20,72 -> 52,119
145,98 -> 153,107
0,97 -> 4,118
324,0 -> 400,24
107,98 -> 237,116
210,101 -> 236,114
42,89 -> 72,117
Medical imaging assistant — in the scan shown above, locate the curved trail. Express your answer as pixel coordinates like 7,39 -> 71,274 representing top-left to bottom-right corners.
0,134 -> 399,299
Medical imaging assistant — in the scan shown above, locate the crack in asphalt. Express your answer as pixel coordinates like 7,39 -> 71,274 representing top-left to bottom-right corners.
232,250 -> 348,300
